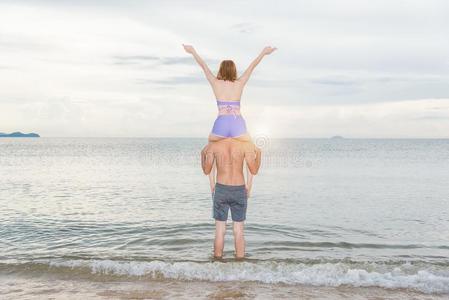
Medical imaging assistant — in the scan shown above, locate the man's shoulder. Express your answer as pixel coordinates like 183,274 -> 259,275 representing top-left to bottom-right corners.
202,142 -> 216,154
206,140 -> 227,153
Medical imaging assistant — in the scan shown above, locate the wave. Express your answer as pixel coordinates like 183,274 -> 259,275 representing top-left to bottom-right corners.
1,259 -> 449,294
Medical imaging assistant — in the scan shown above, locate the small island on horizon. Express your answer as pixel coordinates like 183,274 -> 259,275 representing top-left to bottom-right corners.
0,131 -> 40,138
330,135 -> 344,139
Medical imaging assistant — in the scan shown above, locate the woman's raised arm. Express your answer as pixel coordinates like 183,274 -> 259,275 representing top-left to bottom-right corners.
183,44 -> 216,85
237,46 -> 277,86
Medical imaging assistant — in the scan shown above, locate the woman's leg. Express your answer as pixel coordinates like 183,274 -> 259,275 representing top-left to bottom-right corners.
207,134 -> 223,194
208,133 -> 225,142
209,163 -> 216,195
234,133 -> 252,143
245,161 -> 254,198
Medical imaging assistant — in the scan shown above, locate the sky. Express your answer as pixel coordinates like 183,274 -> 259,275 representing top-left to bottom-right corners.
1,0 -> 448,138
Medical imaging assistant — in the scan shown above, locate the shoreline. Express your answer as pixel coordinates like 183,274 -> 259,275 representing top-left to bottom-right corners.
2,273 -> 447,300
1,257 -> 449,298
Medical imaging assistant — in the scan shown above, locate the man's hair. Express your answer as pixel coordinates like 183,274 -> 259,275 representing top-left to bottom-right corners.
217,60 -> 237,82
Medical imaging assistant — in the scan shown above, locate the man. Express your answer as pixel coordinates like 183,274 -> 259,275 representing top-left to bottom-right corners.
201,138 -> 261,259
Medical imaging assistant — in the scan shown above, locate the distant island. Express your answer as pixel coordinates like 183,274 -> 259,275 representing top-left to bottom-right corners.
330,135 -> 344,139
0,131 -> 40,137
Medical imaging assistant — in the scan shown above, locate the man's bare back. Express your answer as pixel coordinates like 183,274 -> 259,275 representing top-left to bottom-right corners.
201,138 -> 261,259
201,138 -> 261,185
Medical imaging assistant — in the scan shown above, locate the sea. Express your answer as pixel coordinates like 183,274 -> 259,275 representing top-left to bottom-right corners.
1,137 -> 448,299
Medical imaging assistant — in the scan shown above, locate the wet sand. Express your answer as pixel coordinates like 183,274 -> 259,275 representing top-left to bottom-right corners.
1,274 -> 447,300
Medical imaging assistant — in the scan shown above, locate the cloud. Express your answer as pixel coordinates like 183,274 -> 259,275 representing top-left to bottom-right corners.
413,116 -> 449,120
160,57 -> 199,65
112,55 -> 212,67
112,55 -> 160,63
137,75 -> 204,85
244,98 -> 449,138
0,0 -> 448,137
308,78 -> 358,86
229,22 -> 260,34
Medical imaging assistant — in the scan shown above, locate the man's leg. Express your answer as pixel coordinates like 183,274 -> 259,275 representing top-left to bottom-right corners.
214,220 -> 226,258
233,221 -> 245,259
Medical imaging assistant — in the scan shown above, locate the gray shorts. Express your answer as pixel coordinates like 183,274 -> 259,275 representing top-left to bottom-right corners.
212,183 -> 248,222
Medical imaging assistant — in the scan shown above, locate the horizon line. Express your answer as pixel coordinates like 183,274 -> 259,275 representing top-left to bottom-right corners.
6,136 -> 449,139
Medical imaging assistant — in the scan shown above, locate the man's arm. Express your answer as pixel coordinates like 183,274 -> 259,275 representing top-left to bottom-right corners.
201,144 -> 215,175
244,144 -> 261,175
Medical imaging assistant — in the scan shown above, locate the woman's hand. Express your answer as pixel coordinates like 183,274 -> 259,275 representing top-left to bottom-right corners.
262,46 -> 277,55
182,44 -> 195,54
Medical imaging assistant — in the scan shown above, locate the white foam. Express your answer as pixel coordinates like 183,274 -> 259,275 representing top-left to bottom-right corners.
47,259 -> 449,294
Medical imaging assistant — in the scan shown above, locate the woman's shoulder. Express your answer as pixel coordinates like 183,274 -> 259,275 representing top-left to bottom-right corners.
215,78 -> 244,85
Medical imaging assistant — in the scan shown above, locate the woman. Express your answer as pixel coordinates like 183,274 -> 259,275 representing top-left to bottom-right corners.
183,44 -> 277,196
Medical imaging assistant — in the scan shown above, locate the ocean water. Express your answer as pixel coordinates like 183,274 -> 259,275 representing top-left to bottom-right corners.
1,138 -> 449,298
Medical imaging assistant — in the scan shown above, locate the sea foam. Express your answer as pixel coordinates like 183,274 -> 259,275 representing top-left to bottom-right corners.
43,259 -> 449,294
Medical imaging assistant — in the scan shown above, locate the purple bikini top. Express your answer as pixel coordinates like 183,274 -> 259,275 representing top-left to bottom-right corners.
216,100 -> 241,116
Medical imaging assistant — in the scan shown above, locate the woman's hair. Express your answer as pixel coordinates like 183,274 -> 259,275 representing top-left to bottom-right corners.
217,60 -> 237,81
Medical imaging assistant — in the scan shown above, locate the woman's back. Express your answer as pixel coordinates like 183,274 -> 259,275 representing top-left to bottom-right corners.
212,79 -> 244,101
